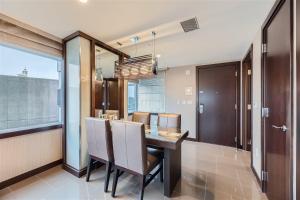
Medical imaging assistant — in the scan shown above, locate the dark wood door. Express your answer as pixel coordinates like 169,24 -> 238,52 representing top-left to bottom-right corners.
262,0 -> 292,199
106,79 -> 119,110
242,50 -> 252,151
197,62 -> 239,147
95,80 -> 105,110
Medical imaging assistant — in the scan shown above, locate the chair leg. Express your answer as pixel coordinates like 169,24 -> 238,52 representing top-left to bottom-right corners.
104,161 -> 112,193
139,175 -> 146,200
112,169 -> 120,197
159,160 -> 163,182
86,156 -> 93,182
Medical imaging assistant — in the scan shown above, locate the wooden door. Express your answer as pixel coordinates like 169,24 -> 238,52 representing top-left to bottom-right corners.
197,62 -> 239,147
262,0 -> 292,199
95,80 -> 105,110
106,79 -> 119,110
242,49 -> 252,151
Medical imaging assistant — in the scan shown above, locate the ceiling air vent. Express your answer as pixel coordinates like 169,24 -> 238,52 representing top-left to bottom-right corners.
180,17 -> 199,33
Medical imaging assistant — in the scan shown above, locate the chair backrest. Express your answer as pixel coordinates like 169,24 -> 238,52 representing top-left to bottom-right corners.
132,112 -> 151,125
106,110 -> 119,120
158,113 -> 181,129
85,117 -> 114,162
95,109 -> 103,117
111,120 -> 147,175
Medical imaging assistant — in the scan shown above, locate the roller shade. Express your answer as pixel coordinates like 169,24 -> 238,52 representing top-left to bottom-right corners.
137,71 -> 166,113
0,13 -> 62,58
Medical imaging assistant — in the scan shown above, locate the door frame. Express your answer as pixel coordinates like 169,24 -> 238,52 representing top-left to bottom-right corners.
242,45 -> 253,152
296,0 -> 300,195
261,0 -> 294,197
196,61 -> 241,145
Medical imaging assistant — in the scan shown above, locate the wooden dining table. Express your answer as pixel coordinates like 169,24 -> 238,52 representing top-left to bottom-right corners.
144,125 -> 189,197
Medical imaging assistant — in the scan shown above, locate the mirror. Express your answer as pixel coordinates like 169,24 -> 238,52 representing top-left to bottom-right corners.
95,46 -> 119,79
94,45 -> 120,117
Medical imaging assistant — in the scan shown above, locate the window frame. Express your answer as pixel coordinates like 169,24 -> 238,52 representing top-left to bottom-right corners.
0,124 -> 63,139
0,44 -> 63,139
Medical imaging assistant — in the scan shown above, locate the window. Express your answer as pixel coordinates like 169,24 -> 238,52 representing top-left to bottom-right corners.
127,72 -> 165,114
128,82 -> 137,114
0,44 -> 62,133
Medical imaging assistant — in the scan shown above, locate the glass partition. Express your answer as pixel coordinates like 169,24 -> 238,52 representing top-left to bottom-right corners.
65,36 -> 91,170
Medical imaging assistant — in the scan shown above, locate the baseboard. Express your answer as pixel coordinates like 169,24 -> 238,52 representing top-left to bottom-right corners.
251,165 -> 262,188
63,162 -> 103,178
63,164 -> 86,178
184,137 -> 198,142
0,159 -> 63,190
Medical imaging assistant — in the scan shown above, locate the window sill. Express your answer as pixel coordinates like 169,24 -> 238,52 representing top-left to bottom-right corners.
0,124 -> 63,139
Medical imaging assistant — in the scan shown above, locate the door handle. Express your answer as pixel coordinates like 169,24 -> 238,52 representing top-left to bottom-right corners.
272,125 -> 288,132
199,104 -> 204,114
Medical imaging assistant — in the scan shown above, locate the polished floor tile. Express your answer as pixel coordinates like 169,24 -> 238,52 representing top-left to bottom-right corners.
0,141 -> 266,200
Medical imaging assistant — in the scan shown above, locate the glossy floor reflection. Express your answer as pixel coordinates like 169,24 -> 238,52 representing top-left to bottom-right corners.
0,141 -> 267,200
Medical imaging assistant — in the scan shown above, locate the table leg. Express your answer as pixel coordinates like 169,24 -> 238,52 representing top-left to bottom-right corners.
164,145 -> 181,197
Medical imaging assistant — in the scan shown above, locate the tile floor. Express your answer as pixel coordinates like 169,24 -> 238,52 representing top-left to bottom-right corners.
0,141 -> 267,200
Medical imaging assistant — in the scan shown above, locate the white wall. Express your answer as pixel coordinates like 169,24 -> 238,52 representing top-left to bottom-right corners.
0,129 -> 62,182
251,31 -> 262,179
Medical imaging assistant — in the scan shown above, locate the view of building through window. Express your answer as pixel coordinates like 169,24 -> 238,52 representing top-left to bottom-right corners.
127,72 -> 165,114
128,82 -> 137,114
0,44 -> 62,132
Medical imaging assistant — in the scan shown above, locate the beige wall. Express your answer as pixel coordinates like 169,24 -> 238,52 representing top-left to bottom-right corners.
0,129 -> 62,182
165,66 -> 197,139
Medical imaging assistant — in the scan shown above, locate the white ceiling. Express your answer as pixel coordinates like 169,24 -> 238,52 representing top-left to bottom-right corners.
0,0 -> 275,68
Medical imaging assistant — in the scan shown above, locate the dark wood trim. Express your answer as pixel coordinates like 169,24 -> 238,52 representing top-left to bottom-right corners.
196,61 -> 241,70
0,159 -> 62,190
63,162 -> 103,178
0,124 -> 63,139
63,164 -> 87,178
296,0 -> 300,196
184,137 -> 197,142
241,45 -> 253,152
63,31 -> 130,58
261,0 -> 293,197
251,165 -> 262,187
196,61 -> 241,145
242,44 -> 256,188
91,40 -> 96,117
62,39 -> 67,166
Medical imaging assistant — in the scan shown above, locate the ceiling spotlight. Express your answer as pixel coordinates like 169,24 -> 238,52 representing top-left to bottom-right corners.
156,54 -> 161,58
79,0 -> 88,3
130,36 -> 140,44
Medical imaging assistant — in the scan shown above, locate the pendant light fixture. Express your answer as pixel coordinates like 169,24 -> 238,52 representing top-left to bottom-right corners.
115,31 -> 158,80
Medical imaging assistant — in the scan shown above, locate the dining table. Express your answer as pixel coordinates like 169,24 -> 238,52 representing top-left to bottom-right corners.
144,125 -> 189,197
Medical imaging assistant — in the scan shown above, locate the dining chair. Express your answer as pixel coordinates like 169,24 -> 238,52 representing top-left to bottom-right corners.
95,109 -> 103,117
132,112 -> 151,125
106,110 -> 120,119
158,113 -> 181,129
110,120 -> 163,200
85,117 -> 114,192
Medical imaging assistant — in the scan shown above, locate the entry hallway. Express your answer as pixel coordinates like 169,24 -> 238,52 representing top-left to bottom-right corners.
0,141 -> 266,200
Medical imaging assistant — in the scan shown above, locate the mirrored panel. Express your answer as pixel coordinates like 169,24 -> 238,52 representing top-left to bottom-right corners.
94,45 -> 120,118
